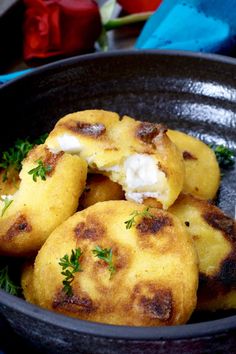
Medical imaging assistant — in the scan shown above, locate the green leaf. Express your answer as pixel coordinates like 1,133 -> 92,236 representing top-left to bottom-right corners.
100,0 -> 117,25
124,207 -> 155,229
59,248 -> 83,296
28,159 -> 52,182
0,133 -> 48,182
97,27 -> 109,52
0,266 -> 21,296
210,144 -> 235,168
1,196 -> 13,217
92,245 -> 116,278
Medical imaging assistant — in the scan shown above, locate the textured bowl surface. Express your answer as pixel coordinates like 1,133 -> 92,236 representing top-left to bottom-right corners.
0,50 -> 236,354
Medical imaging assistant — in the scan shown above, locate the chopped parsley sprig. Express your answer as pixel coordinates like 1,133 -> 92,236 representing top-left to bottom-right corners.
1,196 -> 13,217
0,134 -> 48,182
59,248 -> 83,296
124,207 -> 155,229
0,266 -> 21,296
28,159 -> 52,182
92,246 -> 115,278
210,144 -> 235,168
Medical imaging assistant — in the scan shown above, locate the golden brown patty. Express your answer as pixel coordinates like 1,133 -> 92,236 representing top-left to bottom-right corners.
79,174 -> 124,209
33,200 -> 198,326
21,259 -> 36,304
46,110 -> 185,209
0,144 -> 87,256
167,130 -> 220,200
169,194 -> 236,311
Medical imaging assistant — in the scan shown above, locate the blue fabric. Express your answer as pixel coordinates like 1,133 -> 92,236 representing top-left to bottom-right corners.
0,69 -> 32,84
136,0 -> 236,54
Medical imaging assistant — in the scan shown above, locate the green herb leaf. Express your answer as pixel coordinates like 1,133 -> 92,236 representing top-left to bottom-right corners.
28,159 -> 52,182
210,144 -> 235,168
1,196 -> 13,217
124,207 -> 154,229
59,248 -> 83,296
33,133 -> 48,145
0,266 -> 21,296
97,27 -> 109,52
100,0 -> 117,25
0,134 -> 48,182
92,246 -> 115,278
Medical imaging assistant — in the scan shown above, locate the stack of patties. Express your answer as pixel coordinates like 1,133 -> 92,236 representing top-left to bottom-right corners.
0,108 -> 234,326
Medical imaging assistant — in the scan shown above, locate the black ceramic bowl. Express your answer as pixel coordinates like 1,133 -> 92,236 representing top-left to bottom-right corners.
0,51 -> 236,354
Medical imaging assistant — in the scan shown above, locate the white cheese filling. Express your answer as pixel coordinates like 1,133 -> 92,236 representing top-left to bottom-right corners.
47,133 -> 82,154
57,134 -> 82,154
124,154 -> 159,190
125,192 -> 162,204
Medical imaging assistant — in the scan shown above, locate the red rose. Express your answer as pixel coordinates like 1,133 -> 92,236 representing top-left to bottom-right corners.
117,0 -> 162,14
23,0 -> 102,62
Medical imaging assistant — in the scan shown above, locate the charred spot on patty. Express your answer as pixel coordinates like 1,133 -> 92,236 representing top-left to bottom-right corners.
53,291 -> 94,314
136,122 -> 167,144
140,289 -> 173,321
198,253 -> 236,302
203,210 -> 236,242
43,149 -> 64,176
74,217 -> 106,241
183,151 -> 197,160
68,121 -> 106,137
137,215 -> 172,235
4,215 -> 32,241
219,257 -> 236,287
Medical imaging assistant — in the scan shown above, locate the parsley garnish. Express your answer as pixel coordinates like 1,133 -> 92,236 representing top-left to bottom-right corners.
28,159 -> 52,182
33,133 -> 48,145
1,196 -> 13,217
124,207 -> 154,229
0,266 -> 21,296
211,144 -> 235,168
0,139 -> 33,182
92,246 -> 116,278
0,134 -> 48,182
59,248 -> 83,296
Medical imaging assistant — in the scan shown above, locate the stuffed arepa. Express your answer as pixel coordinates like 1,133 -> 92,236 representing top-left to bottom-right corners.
167,130 -> 220,200
79,174 -> 124,209
170,194 -> 236,311
0,144 -> 87,256
33,200 -> 198,326
45,110 -> 185,209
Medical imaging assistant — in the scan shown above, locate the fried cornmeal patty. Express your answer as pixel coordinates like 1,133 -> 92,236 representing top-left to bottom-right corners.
79,174 -> 124,209
21,258 -> 36,304
167,130 -> 220,200
33,200 -> 198,326
169,194 -> 236,311
0,144 -> 87,256
45,110 -> 185,209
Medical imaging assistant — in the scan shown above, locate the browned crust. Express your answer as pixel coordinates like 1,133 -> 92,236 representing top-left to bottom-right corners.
182,151 -> 197,160
64,121 -> 106,138
43,150 -> 64,177
53,290 -> 95,314
136,122 -> 167,145
74,216 -> 106,241
140,289 -> 173,321
3,215 -> 32,241
136,215 -> 173,235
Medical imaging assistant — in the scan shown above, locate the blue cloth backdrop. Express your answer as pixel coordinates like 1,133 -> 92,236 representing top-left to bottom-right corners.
136,0 -> 236,55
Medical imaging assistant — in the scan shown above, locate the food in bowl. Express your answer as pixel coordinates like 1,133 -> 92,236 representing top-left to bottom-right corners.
0,109 -> 235,327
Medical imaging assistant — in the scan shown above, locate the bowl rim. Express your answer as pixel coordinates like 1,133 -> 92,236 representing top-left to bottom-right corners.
1,49 -> 236,341
1,289 -> 236,340
2,48 -> 236,89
